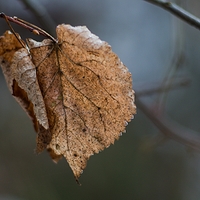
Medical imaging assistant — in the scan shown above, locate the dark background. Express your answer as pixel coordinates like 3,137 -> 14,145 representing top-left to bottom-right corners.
0,0 -> 200,199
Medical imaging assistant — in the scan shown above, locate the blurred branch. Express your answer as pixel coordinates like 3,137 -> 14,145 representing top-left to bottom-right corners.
145,0 -> 200,30
19,0 -> 56,35
136,77 -> 190,97
137,98 -> 200,151
142,1 -> 200,150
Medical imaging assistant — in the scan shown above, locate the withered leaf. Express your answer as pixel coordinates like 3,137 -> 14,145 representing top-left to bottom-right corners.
0,24 -> 136,180
0,31 -> 49,132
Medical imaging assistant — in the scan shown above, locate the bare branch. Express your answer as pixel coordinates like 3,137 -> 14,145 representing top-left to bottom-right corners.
137,98 -> 200,151
0,13 -> 57,42
145,0 -> 200,30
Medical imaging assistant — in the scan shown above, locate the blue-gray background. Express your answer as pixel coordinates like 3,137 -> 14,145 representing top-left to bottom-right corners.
0,0 -> 200,199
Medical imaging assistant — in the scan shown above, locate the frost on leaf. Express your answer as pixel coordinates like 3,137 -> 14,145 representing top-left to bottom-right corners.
0,24 -> 136,180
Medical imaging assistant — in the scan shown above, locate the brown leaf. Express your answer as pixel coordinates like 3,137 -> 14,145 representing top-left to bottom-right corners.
0,31 -> 49,132
0,24 -> 136,180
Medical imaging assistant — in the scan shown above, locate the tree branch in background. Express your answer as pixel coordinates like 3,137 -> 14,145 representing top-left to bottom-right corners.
145,0 -> 200,30
19,0 -> 56,35
136,77 -> 190,97
137,99 -> 200,151
142,1 -> 200,150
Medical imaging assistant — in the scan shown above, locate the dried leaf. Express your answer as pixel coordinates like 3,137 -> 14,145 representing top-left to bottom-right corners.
0,31 -> 49,131
0,24 -> 136,180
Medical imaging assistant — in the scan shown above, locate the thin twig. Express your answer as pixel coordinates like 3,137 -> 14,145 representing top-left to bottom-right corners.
0,13 -> 57,42
145,0 -> 200,30
137,98 -> 200,151
0,13 -> 26,48
19,0 -> 56,36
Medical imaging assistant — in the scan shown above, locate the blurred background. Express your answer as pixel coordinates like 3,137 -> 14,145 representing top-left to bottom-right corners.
0,0 -> 200,199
